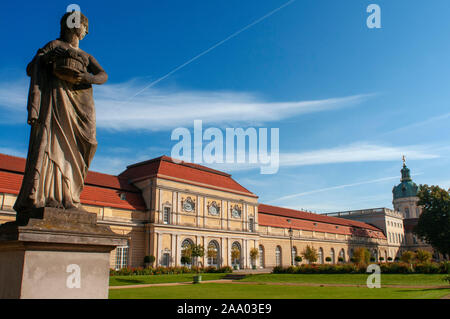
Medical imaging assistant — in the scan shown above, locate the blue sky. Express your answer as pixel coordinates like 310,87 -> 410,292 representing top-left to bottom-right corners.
0,0 -> 449,213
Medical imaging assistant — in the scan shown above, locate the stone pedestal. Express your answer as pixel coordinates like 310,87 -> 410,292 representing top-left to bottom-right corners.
0,207 -> 127,299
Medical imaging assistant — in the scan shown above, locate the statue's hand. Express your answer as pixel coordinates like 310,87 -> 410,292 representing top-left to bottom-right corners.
74,72 -> 93,85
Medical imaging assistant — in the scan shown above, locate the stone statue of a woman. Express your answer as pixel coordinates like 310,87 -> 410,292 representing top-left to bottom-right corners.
14,11 -> 108,221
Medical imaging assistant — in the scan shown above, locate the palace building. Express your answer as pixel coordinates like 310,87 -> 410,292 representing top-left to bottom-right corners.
0,153 -> 438,269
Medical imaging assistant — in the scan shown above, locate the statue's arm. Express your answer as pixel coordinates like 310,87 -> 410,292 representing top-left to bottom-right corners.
26,40 -> 64,76
84,55 -> 108,85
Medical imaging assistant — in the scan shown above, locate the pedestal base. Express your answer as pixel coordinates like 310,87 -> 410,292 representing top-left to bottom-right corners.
0,207 -> 127,299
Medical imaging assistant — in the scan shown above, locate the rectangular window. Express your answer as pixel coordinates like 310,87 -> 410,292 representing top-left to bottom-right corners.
115,246 -> 129,270
162,253 -> 170,267
163,207 -> 171,224
249,218 -> 254,232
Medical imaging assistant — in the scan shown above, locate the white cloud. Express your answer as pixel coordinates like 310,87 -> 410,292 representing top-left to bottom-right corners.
0,78 -> 373,130
205,142 -> 440,172
279,143 -> 438,166
96,86 -> 372,131
0,78 -> 28,112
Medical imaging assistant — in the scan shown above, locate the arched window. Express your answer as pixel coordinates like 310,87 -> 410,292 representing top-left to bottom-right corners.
275,246 -> 282,266
292,246 -> 297,265
207,240 -> 220,267
181,239 -> 194,266
339,249 -> 345,262
318,248 -> 324,264
330,248 -> 335,264
258,245 -> 265,268
231,242 -> 241,268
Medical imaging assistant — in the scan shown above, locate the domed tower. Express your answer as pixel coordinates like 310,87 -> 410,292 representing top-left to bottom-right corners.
392,156 -> 421,219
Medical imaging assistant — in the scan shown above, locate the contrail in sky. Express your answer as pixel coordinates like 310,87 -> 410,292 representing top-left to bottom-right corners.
128,0 -> 296,100
267,173 -> 424,203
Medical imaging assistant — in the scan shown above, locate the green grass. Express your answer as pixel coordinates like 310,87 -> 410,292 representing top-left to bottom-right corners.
109,283 -> 450,299
109,273 -> 227,286
240,274 -> 449,286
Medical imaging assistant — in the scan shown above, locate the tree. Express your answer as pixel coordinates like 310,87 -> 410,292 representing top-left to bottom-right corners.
207,244 -> 218,267
352,247 -> 370,265
301,245 -> 318,264
416,249 -> 432,263
190,244 -> 205,272
414,185 -> 450,258
231,247 -> 241,268
145,255 -> 155,267
400,251 -> 416,267
250,248 -> 259,268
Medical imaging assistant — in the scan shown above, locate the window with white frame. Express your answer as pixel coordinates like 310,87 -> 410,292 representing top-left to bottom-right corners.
275,246 -> 282,266
162,253 -> 170,267
115,246 -> 129,270
258,245 -> 264,268
163,206 -> 171,224
249,217 -> 254,232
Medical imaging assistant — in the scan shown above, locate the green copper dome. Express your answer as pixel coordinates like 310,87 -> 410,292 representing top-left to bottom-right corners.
392,162 -> 418,200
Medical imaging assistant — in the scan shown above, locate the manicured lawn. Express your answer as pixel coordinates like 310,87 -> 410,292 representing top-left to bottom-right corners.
109,283 -> 450,299
110,273 -> 227,286
240,274 -> 449,286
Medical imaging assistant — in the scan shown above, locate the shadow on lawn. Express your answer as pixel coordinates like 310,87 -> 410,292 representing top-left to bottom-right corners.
397,287 -> 450,293
112,278 -> 145,284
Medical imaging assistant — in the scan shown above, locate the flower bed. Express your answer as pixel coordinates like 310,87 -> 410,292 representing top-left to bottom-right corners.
110,265 -> 233,276
272,261 -> 450,274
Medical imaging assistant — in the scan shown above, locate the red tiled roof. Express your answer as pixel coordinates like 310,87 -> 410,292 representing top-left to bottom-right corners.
0,153 -> 146,211
0,153 -> 139,192
258,204 -> 386,239
120,156 -> 257,197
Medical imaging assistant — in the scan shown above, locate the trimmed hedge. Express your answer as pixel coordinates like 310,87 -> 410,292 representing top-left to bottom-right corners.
110,265 -> 233,276
272,261 -> 450,275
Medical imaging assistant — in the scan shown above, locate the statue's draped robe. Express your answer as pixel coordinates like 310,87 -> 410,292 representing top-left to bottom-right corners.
14,40 -> 98,215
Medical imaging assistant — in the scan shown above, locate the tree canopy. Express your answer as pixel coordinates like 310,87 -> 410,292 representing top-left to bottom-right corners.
414,184 -> 450,258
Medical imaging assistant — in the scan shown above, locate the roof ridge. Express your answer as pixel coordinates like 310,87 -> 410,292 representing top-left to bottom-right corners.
125,155 -> 232,177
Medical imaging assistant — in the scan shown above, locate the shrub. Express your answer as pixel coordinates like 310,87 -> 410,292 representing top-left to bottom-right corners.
338,257 -> 344,263
286,266 -> 296,274
272,266 -> 284,274
380,262 -> 412,274
181,256 -> 191,265
414,263 -> 440,274
325,257 -> 332,262
387,257 -> 393,261
439,261 -> 450,274
443,275 -> 450,285
415,249 -> 432,263
370,257 -> 376,262
295,256 -> 303,263
379,257 -> 384,262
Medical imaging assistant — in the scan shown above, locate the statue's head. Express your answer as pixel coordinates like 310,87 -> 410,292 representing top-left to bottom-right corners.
60,11 -> 89,41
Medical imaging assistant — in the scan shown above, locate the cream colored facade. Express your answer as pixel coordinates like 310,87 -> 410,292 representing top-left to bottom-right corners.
0,175 -> 393,269
5,155 -> 428,270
